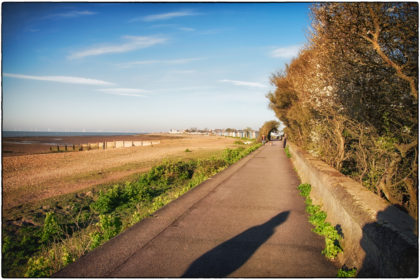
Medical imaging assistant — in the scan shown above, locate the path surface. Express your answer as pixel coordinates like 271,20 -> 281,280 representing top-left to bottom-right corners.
54,141 -> 337,277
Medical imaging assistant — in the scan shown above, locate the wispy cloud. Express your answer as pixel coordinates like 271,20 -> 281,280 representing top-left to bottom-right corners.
118,57 -> 204,68
4,73 -> 114,86
219,79 -> 268,88
43,10 -> 97,20
178,27 -> 195,32
130,10 -> 198,22
68,36 -> 167,59
148,24 -> 195,32
270,44 -> 303,59
96,88 -> 149,97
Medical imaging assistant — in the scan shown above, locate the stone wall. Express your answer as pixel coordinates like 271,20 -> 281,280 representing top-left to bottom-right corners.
287,142 -> 418,277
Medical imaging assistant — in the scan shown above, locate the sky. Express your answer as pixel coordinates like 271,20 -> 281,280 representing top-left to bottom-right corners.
2,2 -> 312,133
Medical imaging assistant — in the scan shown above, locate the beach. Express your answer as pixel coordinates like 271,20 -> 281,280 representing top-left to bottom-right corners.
2,134 -> 237,210
2,133 -> 171,157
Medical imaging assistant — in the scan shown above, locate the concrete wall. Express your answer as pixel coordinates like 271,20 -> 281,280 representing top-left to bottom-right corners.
287,143 -> 418,277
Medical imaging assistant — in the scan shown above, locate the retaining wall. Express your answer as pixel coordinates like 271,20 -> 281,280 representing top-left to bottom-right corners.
287,142 -> 418,277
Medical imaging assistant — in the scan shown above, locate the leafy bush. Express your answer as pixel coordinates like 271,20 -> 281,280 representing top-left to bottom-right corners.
297,183 -> 311,197
24,256 -> 53,277
337,267 -> 357,277
42,212 -> 62,243
91,185 -> 128,214
90,214 -> 122,249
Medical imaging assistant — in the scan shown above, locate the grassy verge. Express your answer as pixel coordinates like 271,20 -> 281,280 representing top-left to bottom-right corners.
284,146 -> 291,158
297,183 -> 357,277
2,143 -> 261,277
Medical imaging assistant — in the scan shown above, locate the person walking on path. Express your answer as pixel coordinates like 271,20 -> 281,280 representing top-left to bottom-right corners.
283,133 -> 287,148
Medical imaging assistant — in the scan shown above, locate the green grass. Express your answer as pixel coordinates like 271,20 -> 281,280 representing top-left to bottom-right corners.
297,183 -> 343,260
284,146 -> 291,158
3,143 -> 262,277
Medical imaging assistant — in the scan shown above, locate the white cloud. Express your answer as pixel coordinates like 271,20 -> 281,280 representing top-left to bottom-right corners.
118,57 -> 203,68
3,73 -> 114,86
68,36 -> 167,59
131,10 -> 198,22
271,45 -> 303,59
219,79 -> 268,88
178,27 -> 195,32
43,10 -> 96,20
96,88 -> 150,97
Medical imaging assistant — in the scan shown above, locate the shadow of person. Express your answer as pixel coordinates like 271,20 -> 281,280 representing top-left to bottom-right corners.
358,205 -> 418,277
182,211 -> 290,278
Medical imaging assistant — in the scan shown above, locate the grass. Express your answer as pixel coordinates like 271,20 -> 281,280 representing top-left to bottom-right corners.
297,183 -> 343,260
284,146 -> 291,158
3,143 -> 262,277
296,183 -> 358,277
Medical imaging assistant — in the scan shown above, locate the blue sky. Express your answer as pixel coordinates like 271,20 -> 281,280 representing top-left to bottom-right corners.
2,3 -> 311,132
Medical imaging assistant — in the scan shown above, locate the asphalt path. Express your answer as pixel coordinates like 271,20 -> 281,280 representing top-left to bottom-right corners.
54,141 -> 337,277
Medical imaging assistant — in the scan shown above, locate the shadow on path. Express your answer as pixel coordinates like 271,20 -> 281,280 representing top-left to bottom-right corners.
182,211 -> 290,278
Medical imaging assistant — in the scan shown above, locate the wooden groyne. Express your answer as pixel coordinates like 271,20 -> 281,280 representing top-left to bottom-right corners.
50,140 -> 160,152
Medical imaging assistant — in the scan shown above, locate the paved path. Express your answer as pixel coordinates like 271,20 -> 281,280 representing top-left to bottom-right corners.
54,141 -> 337,277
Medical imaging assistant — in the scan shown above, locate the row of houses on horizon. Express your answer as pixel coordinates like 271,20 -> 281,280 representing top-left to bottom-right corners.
168,128 -> 259,139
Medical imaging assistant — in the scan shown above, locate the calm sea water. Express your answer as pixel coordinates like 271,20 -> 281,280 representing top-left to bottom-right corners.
2,131 -> 145,138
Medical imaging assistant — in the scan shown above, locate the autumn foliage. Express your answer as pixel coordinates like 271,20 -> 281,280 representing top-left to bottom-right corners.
267,3 -> 418,218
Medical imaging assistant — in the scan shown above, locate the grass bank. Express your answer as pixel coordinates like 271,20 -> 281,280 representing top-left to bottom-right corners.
2,143 -> 261,277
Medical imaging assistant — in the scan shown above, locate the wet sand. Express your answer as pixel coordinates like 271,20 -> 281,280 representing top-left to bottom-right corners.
2,134 -> 177,157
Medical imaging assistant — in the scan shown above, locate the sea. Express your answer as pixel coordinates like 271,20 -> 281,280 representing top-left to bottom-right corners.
2,131 -> 145,138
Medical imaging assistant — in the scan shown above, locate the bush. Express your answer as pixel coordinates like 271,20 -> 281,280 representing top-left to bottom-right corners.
90,214 -> 122,249
24,256 -> 53,277
42,212 -> 62,243
337,267 -> 357,277
91,185 -> 128,214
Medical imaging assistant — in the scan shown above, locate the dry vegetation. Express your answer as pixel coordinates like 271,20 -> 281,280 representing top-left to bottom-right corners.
267,3 -> 418,218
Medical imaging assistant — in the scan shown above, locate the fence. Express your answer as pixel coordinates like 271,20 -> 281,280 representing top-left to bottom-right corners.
50,140 -> 160,152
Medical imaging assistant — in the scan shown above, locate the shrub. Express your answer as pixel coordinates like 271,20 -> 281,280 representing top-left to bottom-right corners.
89,214 -> 122,250
297,183 -> 311,197
42,212 -> 62,243
24,256 -> 53,277
337,267 -> 357,277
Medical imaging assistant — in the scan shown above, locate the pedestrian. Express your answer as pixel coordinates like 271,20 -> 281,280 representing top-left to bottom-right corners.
283,134 -> 287,148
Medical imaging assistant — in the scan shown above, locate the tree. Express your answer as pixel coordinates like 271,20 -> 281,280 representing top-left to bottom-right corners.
257,121 -> 280,142
267,2 -> 418,218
